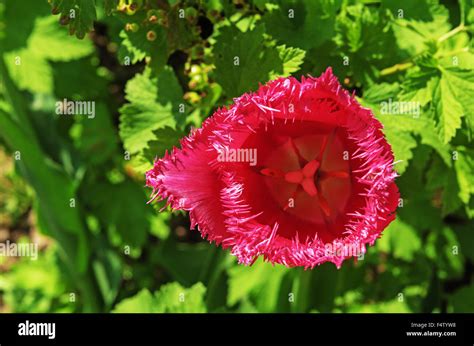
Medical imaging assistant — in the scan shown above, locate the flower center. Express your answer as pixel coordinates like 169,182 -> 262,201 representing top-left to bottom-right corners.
256,126 -> 352,226
238,120 -> 354,242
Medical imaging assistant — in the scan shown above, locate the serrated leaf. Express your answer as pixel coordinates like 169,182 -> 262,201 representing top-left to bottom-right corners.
272,45 -> 306,78
335,3 -> 400,85
118,26 -> 168,72
383,0 -> 451,42
438,68 -> 474,134
49,0 -> 97,39
119,67 -> 183,155
143,127 -> 184,163
362,86 -> 451,170
398,68 -> 438,106
212,24 -> 281,97
433,72 -> 464,143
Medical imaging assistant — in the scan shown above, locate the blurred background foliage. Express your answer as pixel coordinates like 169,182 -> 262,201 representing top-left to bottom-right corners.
0,0 -> 473,313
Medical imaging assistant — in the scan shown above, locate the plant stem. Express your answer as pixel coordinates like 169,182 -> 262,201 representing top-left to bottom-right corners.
437,24 -> 466,43
380,62 -> 413,76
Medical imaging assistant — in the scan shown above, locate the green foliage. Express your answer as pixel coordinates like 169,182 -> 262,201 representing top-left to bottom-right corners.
212,24 -> 305,97
0,0 -> 472,314
113,282 -> 206,313
50,0 -> 97,39
3,15 -> 93,93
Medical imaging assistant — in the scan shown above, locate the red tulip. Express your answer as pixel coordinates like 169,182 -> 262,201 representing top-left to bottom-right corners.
146,68 -> 399,268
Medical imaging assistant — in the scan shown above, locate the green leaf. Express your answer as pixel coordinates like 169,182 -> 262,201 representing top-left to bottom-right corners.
151,238 -> 213,286
426,156 -> 463,216
4,50 -> 53,94
91,245 -> 122,309
49,0 -> 97,39
112,289 -> 156,313
118,25 -> 168,73
113,282 -> 207,313
425,227 -> 464,279
438,68 -> 474,134
433,72 -> 464,143
449,285 -> 474,312
3,15 -> 93,94
143,127 -> 184,163
361,85 -> 451,171
212,24 -> 281,97
379,218 -> 421,261
119,67 -> 183,156
3,245 -> 69,313
103,0 -> 119,15
383,0 -> 451,47
335,3 -> 400,84
154,282 -> 207,313
264,0 -> 341,50
398,68 -> 438,106
227,258 -> 288,311
72,103 -> 119,165
272,45 -> 306,78
454,147 -> 474,204
1,0 -> 50,52
453,224 -> 474,262
28,16 -> 94,61
86,179 -> 152,248
347,299 -> 411,313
